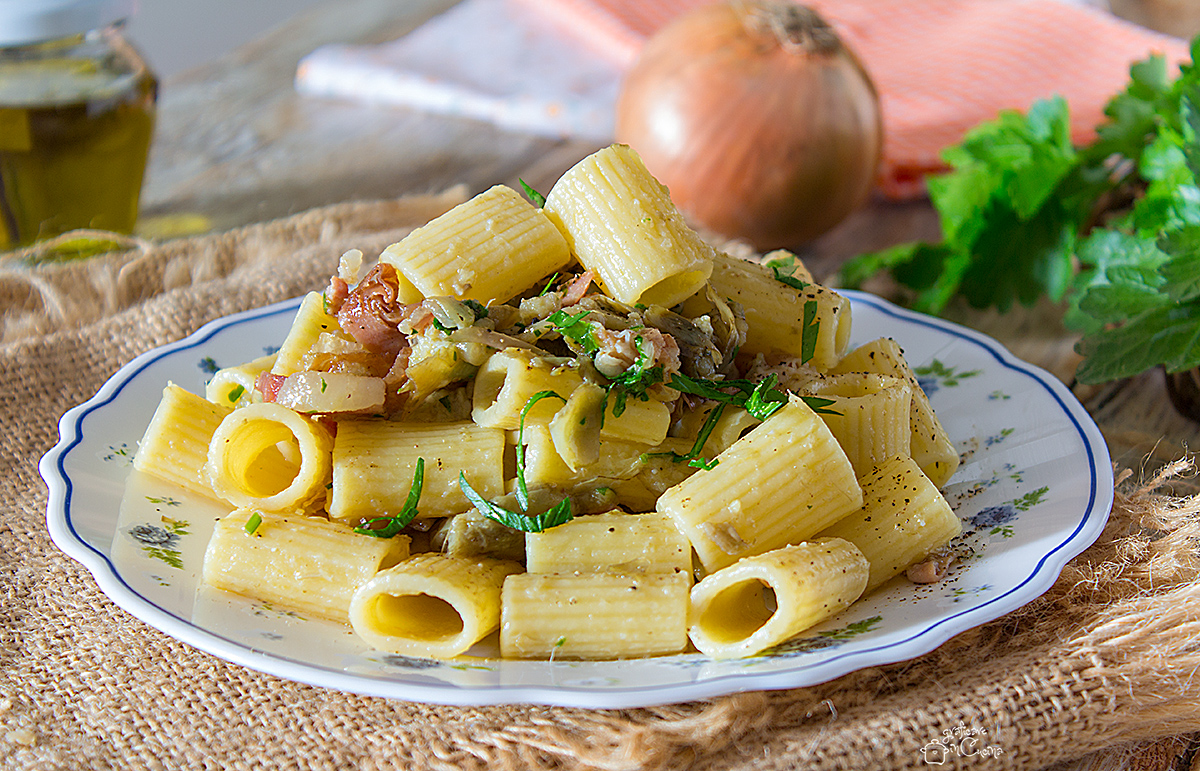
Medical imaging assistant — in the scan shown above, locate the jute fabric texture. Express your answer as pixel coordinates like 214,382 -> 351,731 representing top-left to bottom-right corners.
3,194 -> 1200,771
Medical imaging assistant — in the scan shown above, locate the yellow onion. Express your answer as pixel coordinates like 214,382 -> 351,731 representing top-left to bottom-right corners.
615,1 -> 883,249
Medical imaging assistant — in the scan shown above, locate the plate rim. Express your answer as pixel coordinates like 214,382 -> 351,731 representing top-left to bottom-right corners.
40,290 -> 1115,708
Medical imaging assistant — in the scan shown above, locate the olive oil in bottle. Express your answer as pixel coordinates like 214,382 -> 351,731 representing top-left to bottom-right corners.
0,2 -> 157,250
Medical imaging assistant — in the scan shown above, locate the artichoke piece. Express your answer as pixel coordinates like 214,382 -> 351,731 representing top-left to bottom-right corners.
431,485 -> 620,562
548,382 -> 606,471
431,509 -> 526,562
403,332 -> 490,401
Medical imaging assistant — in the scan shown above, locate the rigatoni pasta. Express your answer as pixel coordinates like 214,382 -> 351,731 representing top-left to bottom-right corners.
204,402 -> 333,511
543,144 -> 714,308
500,572 -> 690,659
203,508 -> 410,623
379,184 -> 572,304
830,337 -> 960,487
129,143 -> 966,663
688,538 -> 869,658
134,384 -> 232,499
330,419 -> 505,521
656,395 -> 863,572
349,553 -> 522,658
818,454 -> 962,591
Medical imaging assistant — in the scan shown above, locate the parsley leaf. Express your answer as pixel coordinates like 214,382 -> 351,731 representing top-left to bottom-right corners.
606,335 -> 665,416
545,309 -> 598,354
838,36 -> 1200,384
799,300 -> 820,365
354,458 -> 424,537
519,178 -> 547,208
767,262 -> 810,290
514,391 -> 567,510
459,472 -> 573,532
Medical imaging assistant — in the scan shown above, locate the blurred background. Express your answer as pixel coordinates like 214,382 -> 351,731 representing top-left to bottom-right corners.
122,0 -> 1200,82
126,0 -> 328,79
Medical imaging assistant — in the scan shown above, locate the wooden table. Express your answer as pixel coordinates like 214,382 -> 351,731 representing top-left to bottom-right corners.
138,0 -> 1200,767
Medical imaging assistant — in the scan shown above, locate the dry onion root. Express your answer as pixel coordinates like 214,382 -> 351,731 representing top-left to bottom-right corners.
615,1 -> 883,250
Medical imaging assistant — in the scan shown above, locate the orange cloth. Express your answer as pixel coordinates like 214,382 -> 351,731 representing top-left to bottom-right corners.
522,0 -> 1191,198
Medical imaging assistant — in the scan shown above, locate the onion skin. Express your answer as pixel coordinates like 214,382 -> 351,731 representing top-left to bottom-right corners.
615,2 -> 883,250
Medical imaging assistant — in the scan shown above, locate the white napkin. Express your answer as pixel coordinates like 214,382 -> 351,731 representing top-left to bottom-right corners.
294,0 -> 622,142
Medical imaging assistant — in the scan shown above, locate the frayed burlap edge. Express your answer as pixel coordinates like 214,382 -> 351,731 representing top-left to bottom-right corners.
4,193 -> 1200,771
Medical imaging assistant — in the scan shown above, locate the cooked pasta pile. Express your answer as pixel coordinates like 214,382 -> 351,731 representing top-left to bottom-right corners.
132,144 -> 962,660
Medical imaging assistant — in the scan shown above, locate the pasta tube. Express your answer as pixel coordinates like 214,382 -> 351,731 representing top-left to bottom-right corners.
271,291 -> 339,376
500,572 -> 690,659
330,419 -> 505,521
525,511 -> 691,577
472,349 -> 581,429
134,384 -> 232,499
684,251 -> 851,370
830,337 -> 960,487
204,402 -> 333,511
203,509 -> 409,623
349,553 -> 523,658
657,395 -> 863,572
799,373 -> 913,477
543,144 -> 714,308
205,353 -> 276,408
688,538 -> 869,658
819,454 -> 962,591
379,185 -> 571,304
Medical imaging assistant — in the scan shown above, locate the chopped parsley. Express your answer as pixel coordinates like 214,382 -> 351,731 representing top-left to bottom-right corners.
668,372 -> 840,420
514,390 -> 568,510
463,299 -> 489,320
459,472 -> 574,532
519,178 -> 547,208
606,335 -> 665,417
226,384 -> 246,403
765,253 -> 811,290
354,458 -> 424,538
546,309 -> 599,354
646,401 -> 726,466
800,300 -> 819,365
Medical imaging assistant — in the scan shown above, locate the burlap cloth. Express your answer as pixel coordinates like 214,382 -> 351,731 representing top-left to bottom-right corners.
4,193 -> 1200,771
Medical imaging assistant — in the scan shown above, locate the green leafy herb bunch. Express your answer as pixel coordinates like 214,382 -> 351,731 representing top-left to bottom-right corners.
839,36 -> 1200,384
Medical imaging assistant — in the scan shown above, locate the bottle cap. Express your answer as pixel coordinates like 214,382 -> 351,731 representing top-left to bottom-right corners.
0,0 -> 135,47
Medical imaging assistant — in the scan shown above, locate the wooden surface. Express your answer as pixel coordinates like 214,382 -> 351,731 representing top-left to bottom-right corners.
138,0 -> 1199,767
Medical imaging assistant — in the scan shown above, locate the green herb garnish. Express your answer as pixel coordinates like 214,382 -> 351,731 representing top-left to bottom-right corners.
765,254 -> 811,290
838,38 -> 1200,383
668,372 -> 840,419
459,472 -> 573,532
538,272 -> 559,296
605,335 -> 665,417
227,384 -> 246,403
519,178 -> 547,208
546,309 -> 598,354
244,512 -> 263,534
799,300 -> 819,365
463,299 -> 489,320
354,458 -> 424,538
515,390 -> 567,510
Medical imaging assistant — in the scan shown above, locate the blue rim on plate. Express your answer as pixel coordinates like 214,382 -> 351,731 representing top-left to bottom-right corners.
40,290 -> 1114,708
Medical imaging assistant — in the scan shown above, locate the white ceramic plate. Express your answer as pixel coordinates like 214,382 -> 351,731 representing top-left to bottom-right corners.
41,291 -> 1113,708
